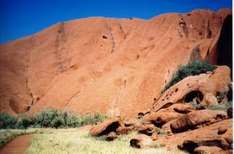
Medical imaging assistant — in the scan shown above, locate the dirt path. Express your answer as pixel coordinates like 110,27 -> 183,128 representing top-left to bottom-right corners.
0,135 -> 32,154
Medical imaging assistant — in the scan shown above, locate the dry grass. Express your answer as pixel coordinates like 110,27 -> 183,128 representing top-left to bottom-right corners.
26,128 -> 186,154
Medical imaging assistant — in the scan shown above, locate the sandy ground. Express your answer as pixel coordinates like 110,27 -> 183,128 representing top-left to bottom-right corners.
0,135 -> 32,154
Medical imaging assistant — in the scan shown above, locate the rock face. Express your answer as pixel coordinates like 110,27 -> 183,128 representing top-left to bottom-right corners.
152,66 -> 231,112
0,9 -> 231,117
89,64 -> 232,153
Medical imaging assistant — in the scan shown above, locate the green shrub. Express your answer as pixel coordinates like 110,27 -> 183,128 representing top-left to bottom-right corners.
51,116 -> 65,128
65,114 -> 81,127
16,115 -> 34,129
79,113 -> 107,126
0,113 -> 17,129
32,110 -> 107,128
33,109 -> 61,128
0,109 -> 107,129
164,60 -> 216,91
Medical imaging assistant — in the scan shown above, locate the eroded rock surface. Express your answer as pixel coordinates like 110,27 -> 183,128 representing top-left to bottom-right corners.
89,64 -> 232,153
0,9 -> 231,118
152,66 -> 231,112
89,119 -> 120,136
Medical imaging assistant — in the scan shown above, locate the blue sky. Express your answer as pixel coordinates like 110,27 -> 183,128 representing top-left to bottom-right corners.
0,0 -> 232,44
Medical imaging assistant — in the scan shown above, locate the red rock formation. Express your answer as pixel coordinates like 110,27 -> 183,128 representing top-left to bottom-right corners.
0,9 -> 231,117
89,119 -> 120,136
89,62 -> 232,153
152,66 -> 231,112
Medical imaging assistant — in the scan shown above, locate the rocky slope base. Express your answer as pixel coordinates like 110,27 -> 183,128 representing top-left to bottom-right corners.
90,66 -> 232,154
0,9 -> 232,117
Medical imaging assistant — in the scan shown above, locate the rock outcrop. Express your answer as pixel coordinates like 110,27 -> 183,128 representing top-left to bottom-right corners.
89,65 -> 232,153
152,66 -> 231,112
0,9 -> 231,117
89,119 -> 120,136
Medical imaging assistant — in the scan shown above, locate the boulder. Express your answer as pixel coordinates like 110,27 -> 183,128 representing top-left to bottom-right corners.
178,138 -> 230,153
158,120 -> 232,152
170,116 -> 193,133
137,124 -> 155,136
106,132 -> 118,141
116,126 -> 133,135
170,110 -> 227,133
130,134 -> 154,148
89,119 -> 120,136
143,111 -> 183,127
194,146 -> 227,154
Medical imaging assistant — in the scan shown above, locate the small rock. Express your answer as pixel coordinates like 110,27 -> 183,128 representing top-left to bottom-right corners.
106,132 -> 118,141
130,134 -> 154,148
138,124 -> 155,136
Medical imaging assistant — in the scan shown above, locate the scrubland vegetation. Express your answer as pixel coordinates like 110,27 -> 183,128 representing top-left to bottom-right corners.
0,109 -> 106,129
164,60 -> 216,91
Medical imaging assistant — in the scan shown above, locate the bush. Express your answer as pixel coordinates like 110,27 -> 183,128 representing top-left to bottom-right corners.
16,115 -> 34,129
51,116 -> 65,128
33,109 -> 61,128
0,113 -> 17,129
78,113 -> 107,126
33,110 -> 107,128
0,109 -> 107,129
64,114 -> 81,127
164,60 -> 216,91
